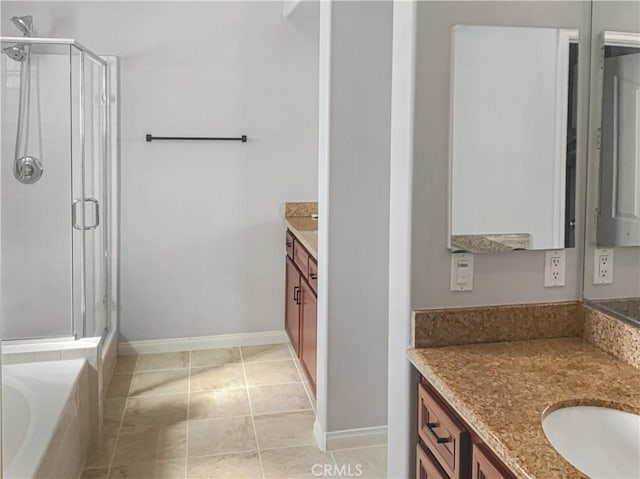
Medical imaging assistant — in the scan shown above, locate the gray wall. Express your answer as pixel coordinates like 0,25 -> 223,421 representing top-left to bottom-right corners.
411,1 -> 592,309
1,1 -> 319,342
324,0 -> 392,432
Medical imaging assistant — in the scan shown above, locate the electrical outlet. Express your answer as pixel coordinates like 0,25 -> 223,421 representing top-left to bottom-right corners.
593,248 -> 614,284
544,250 -> 566,287
450,253 -> 473,291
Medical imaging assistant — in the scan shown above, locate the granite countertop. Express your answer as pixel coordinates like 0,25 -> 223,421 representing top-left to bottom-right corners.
285,217 -> 318,259
408,337 -> 640,479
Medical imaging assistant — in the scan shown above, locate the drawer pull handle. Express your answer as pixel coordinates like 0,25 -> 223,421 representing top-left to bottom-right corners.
426,422 -> 450,444
310,273 -> 318,280
286,241 -> 293,247
294,286 -> 301,305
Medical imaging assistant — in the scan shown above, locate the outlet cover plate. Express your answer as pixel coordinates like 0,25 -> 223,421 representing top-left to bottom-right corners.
451,253 -> 474,291
544,250 -> 566,287
593,248 -> 614,284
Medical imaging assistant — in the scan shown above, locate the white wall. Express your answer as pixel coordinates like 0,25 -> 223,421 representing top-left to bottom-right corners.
388,2 -> 592,477
1,1 -> 320,341
451,26 -> 570,249
317,0 -> 392,437
583,0 -> 640,301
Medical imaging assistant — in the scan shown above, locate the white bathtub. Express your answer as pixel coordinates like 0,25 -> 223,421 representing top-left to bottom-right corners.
2,359 -> 88,479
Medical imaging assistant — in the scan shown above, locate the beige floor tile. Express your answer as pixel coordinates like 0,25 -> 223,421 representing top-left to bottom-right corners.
122,394 -> 188,428
80,468 -> 108,479
244,360 -> 300,386
241,344 -> 292,362
113,356 -> 138,376
109,459 -> 186,479
190,347 -> 241,368
85,426 -> 119,468
261,445 -> 335,479
187,416 -> 256,458
129,369 -> 189,397
106,374 -> 133,399
249,383 -> 311,414
190,364 -> 245,391
189,388 -> 250,420
254,410 -> 315,450
187,452 -> 262,479
112,424 -> 187,466
135,352 -> 189,372
104,398 -> 127,427
332,445 -> 387,479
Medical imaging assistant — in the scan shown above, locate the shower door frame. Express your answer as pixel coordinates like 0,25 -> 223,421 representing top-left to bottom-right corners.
0,36 -> 111,341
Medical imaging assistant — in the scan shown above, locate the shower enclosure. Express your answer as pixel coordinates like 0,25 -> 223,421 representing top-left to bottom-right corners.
1,28 -> 112,341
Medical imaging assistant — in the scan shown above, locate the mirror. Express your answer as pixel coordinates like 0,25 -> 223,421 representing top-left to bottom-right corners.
584,23 -> 640,327
596,32 -> 640,248
449,25 -> 579,253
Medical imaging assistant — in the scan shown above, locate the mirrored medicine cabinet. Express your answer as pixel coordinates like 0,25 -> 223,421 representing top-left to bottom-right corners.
448,25 -> 580,253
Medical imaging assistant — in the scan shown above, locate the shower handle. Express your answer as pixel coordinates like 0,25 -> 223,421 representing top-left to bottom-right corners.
72,198 -> 100,230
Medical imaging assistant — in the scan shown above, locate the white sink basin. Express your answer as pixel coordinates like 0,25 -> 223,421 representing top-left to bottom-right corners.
542,406 -> 640,478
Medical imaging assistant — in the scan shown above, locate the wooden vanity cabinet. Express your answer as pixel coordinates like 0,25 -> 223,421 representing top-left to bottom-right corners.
417,376 -> 514,479
285,257 -> 301,356
417,445 -> 449,479
471,445 -> 513,479
300,277 -> 317,394
285,230 -> 317,395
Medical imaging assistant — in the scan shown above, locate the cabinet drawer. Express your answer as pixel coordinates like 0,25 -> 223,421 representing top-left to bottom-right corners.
308,257 -> 318,292
293,239 -> 309,277
472,444 -> 514,479
418,383 -> 470,479
286,231 -> 294,259
417,444 -> 449,479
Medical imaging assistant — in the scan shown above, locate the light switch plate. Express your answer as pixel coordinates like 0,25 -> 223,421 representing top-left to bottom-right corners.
593,248 -> 614,284
544,250 -> 566,287
451,253 -> 474,291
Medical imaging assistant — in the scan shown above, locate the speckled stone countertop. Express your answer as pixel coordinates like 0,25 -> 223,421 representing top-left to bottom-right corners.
408,338 -> 640,479
285,217 -> 318,259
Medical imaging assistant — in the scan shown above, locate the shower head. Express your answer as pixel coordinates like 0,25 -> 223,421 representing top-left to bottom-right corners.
3,44 -> 27,62
11,16 -> 34,37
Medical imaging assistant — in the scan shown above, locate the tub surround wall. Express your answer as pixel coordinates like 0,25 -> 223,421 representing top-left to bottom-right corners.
36,364 -> 91,479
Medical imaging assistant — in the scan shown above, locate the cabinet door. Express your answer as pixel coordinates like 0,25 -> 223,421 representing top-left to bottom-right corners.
417,445 -> 449,479
285,257 -> 301,356
300,278 -> 317,394
472,445 -> 512,479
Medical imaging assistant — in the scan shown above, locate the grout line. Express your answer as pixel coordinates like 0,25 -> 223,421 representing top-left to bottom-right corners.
239,347 -> 266,479
106,355 -> 137,476
258,442 -> 320,453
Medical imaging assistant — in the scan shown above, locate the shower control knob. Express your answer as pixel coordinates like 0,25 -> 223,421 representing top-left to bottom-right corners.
14,155 -> 43,184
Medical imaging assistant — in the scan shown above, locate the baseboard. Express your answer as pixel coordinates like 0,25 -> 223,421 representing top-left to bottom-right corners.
325,426 -> 388,451
314,420 -> 327,451
118,330 -> 288,356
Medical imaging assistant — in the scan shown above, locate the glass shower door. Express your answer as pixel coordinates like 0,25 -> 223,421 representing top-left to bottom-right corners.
71,48 -> 108,338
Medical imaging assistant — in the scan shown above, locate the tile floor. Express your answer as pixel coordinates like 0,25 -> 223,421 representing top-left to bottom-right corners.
81,344 -> 387,479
